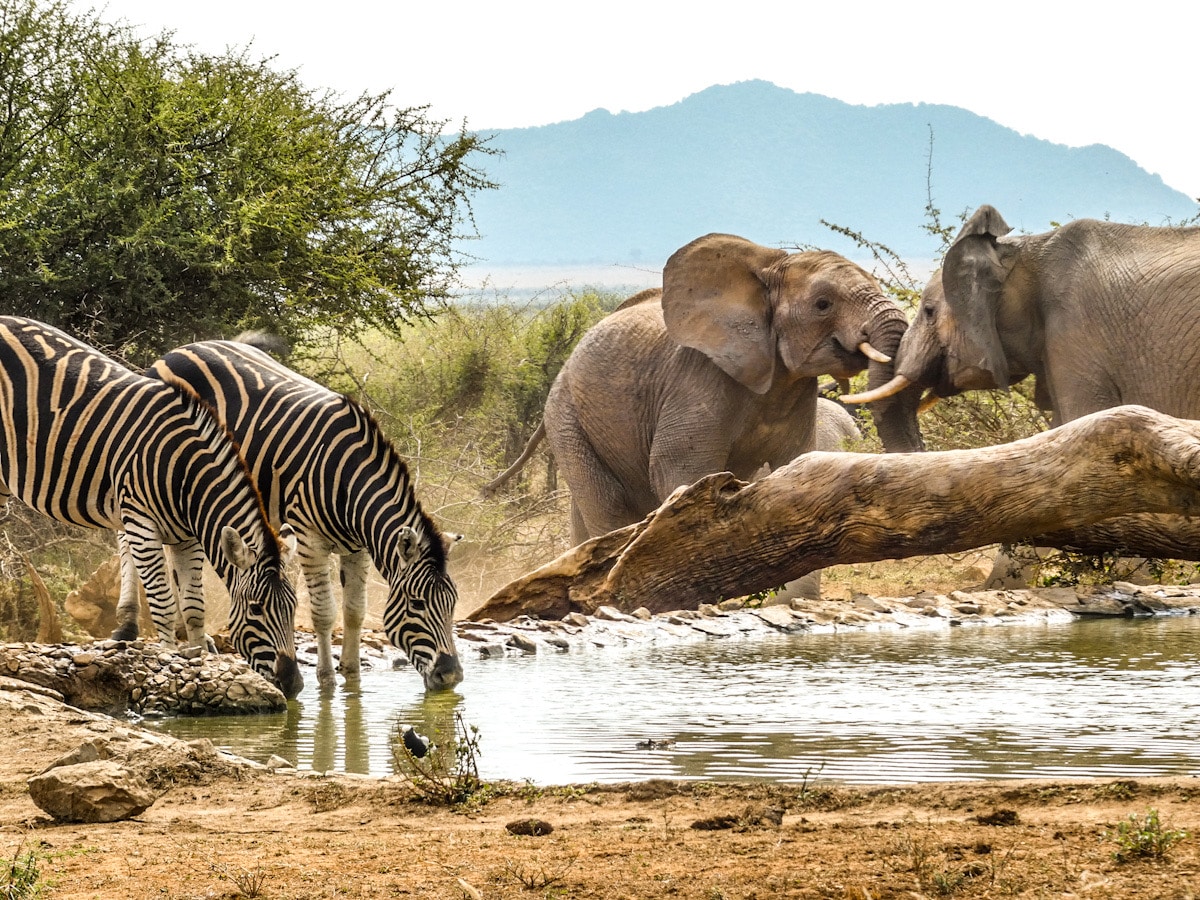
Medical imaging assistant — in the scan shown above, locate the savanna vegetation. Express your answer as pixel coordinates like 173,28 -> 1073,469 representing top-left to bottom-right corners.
0,0 -> 493,362
0,0 -> 1157,635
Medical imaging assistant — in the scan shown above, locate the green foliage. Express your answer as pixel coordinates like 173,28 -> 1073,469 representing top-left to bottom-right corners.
0,0 -> 494,362
1106,808 -> 1188,862
917,382 -> 1049,451
2,841 -> 46,900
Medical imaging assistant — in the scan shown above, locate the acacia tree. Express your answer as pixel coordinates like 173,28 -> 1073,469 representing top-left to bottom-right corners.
0,0 -> 495,362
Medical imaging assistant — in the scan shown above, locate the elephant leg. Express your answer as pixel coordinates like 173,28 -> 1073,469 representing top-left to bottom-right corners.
548,408 -> 642,541
569,500 -> 589,546
337,549 -> 370,679
777,571 -> 822,602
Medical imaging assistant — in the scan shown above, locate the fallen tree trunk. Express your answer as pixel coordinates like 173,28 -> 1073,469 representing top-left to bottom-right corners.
471,405 -> 1200,621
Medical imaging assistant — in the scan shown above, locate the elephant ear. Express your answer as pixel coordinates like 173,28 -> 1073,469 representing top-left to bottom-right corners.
661,233 -> 788,394
940,206 -> 1019,389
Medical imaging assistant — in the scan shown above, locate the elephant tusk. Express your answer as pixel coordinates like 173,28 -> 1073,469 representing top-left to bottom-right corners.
918,391 -> 941,414
857,341 -> 892,364
842,374 -> 912,405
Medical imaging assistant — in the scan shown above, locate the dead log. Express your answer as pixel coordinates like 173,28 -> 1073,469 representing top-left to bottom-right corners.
24,557 -> 63,644
471,405 -> 1200,621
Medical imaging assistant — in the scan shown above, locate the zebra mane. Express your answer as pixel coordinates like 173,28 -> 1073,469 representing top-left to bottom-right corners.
167,379 -> 282,561
341,393 -> 448,573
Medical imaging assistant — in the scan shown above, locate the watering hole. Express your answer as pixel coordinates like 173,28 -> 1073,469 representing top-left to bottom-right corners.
150,614 -> 1200,785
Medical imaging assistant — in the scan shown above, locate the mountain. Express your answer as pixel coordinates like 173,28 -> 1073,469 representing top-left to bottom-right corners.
461,80 -> 1196,274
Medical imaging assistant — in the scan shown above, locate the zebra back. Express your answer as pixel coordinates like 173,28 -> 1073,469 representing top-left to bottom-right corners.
0,317 -> 301,696
148,341 -> 461,688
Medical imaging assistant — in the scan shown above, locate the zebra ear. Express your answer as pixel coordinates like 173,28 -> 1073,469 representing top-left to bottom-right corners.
220,526 -> 258,570
277,523 -> 298,563
398,525 -> 421,568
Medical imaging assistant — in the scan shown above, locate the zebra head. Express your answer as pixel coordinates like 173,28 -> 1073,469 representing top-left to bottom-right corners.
222,524 -> 304,699
384,521 -> 463,691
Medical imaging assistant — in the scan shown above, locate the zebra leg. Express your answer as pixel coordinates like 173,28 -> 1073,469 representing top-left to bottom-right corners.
301,546 -> 339,688
337,549 -> 370,679
0,475 -> 10,516
165,539 -> 209,654
112,532 -> 141,642
122,525 -> 179,646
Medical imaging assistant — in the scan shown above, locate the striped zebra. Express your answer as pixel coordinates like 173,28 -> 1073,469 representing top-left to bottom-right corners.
0,317 -> 303,698
147,341 -> 463,691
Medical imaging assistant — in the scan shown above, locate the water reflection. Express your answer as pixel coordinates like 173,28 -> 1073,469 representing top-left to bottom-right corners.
149,615 -> 1200,784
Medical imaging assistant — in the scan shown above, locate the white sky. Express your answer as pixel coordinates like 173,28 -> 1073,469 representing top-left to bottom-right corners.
72,0 -> 1199,200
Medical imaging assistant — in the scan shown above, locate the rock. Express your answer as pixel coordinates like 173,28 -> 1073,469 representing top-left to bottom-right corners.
751,606 -> 806,633
506,633 -> 538,654
562,612 -> 590,627
27,760 -> 159,823
504,816 -> 554,840
0,642 -> 286,716
505,818 -> 554,836
594,606 -> 638,623
1075,597 -> 1131,616
852,594 -> 888,612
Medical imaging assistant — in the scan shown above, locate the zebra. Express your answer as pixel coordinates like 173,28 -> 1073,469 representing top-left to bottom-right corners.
0,316 -> 304,698
147,340 -> 464,691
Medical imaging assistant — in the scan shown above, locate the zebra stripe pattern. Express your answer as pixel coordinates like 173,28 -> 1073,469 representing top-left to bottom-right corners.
148,340 -> 463,690
0,317 -> 303,698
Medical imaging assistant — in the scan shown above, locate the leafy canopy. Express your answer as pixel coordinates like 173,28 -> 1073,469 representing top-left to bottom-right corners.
0,0 -> 495,362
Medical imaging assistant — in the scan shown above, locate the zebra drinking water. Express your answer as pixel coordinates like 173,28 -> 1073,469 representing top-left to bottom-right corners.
0,317 -> 303,698
147,340 -> 463,691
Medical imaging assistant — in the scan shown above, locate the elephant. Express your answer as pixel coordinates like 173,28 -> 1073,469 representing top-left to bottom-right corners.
814,396 -> 861,451
540,232 -> 922,544
849,205 -> 1200,432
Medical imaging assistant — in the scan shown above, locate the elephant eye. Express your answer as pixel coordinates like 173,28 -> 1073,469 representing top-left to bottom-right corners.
813,297 -> 832,313
922,304 -> 937,322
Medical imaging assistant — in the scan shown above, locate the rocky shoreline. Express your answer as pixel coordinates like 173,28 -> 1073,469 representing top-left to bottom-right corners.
4,580 -> 1200,720
0,639 -> 287,716
5,579 -> 1200,826
453,580 -> 1200,659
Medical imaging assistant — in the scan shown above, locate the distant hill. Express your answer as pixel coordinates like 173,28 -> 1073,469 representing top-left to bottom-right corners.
461,80 -> 1196,275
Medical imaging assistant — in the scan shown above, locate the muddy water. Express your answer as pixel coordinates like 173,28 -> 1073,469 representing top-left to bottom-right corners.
149,615 -> 1200,785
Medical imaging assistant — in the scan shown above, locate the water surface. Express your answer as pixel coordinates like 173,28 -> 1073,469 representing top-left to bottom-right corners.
150,615 -> 1200,785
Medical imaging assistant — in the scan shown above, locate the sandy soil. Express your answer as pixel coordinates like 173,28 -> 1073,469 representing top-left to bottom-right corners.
2,682 -> 1199,900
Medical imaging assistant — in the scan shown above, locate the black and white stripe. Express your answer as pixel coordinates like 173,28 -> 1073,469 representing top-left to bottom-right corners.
148,341 -> 463,690
0,317 -> 302,697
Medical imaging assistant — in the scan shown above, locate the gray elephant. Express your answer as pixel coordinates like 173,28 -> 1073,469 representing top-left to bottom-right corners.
849,205 -> 1200,430
542,232 -> 922,544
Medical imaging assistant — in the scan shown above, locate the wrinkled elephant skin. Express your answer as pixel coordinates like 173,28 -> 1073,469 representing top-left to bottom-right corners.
544,232 -> 918,544
890,205 -> 1200,436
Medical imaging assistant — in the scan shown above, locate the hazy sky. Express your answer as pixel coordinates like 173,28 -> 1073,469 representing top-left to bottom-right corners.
71,0 -> 1198,199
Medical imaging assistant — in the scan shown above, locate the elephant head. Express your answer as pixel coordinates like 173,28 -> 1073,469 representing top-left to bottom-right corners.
843,206 -> 1024,443
661,233 -> 924,452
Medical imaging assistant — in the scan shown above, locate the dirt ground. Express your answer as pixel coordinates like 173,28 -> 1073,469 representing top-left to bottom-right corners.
2,681 -> 1199,900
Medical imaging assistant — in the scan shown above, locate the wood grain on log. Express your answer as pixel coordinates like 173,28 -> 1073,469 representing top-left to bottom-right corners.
471,406 -> 1200,621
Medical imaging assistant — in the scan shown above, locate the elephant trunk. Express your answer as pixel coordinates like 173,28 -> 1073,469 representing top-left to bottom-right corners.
861,303 -> 925,453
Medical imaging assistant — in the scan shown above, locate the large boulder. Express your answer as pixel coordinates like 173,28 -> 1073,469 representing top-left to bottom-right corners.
27,759 -> 158,823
